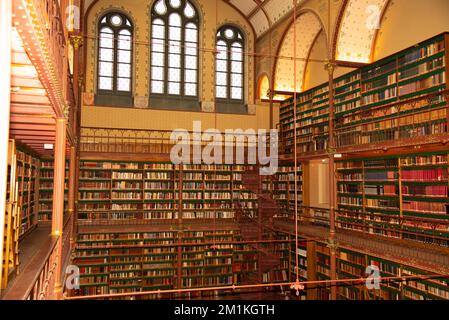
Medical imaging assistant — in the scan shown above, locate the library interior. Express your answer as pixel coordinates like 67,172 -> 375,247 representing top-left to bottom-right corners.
2,0 -> 449,301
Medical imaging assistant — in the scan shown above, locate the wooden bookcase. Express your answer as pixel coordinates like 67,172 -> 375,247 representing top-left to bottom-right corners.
78,160 -> 260,223
336,151 -> 449,246
285,236 -> 449,300
15,148 -> 40,237
38,159 -> 69,222
73,229 -> 259,297
280,33 -> 449,154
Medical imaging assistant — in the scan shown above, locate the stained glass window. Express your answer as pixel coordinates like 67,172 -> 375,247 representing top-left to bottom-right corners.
151,0 -> 199,97
97,12 -> 133,94
215,26 -> 244,101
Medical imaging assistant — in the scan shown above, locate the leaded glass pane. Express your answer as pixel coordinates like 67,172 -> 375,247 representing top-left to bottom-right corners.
152,21 -> 165,39
185,69 -> 197,82
216,72 -> 227,86
231,74 -> 242,87
231,61 -> 242,73
99,77 -> 113,90
168,68 -> 181,82
169,40 -> 181,54
118,50 -> 131,63
168,54 -> 181,68
168,82 -> 180,94
216,60 -> 227,72
170,0 -> 181,8
169,13 -> 181,27
152,67 -> 164,80
100,48 -> 113,62
118,78 -> 130,91
169,26 -> 181,41
118,31 -> 131,50
185,83 -> 196,96
152,40 -> 165,53
231,43 -> 243,61
152,80 -> 164,93
100,28 -> 113,48
154,0 -> 167,14
185,42 -> 197,56
216,86 -> 227,98
185,23 -> 197,42
99,62 -> 113,76
185,55 -> 197,69
152,52 -> 164,66
184,2 -> 195,18
111,15 -> 122,26
118,63 -> 131,77
231,87 -> 242,100
225,29 -> 234,39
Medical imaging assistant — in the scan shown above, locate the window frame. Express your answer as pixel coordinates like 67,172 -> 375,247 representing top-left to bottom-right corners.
215,25 -> 245,105
150,0 -> 200,108
96,12 -> 134,106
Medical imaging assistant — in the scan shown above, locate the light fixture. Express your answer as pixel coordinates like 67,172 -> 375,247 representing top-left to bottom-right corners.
44,144 -> 54,150
334,153 -> 343,159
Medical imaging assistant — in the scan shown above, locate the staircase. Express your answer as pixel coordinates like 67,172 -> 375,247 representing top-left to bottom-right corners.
234,166 -> 288,285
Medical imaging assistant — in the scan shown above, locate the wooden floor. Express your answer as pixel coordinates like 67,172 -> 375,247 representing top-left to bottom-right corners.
1,224 -> 53,300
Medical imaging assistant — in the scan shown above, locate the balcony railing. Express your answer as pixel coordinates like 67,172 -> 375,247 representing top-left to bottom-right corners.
279,90 -> 449,156
80,127 -> 273,158
24,214 -> 75,300
277,206 -> 449,247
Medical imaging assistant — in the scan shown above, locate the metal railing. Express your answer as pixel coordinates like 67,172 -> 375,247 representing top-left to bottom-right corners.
279,90 -> 449,156
277,206 -> 449,247
80,127 -> 273,156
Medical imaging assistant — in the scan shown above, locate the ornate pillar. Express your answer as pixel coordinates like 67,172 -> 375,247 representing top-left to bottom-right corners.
68,144 -> 76,246
325,60 -> 338,300
0,0 -> 12,289
52,118 -> 68,299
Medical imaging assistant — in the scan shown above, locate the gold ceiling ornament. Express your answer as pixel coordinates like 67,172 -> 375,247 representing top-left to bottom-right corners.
69,34 -> 84,50
324,59 -> 337,75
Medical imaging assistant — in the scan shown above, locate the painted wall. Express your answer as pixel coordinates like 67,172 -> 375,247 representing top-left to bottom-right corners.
303,31 -> 354,91
308,160 -> 329,209
81,0 -> 276,132
373,0 -> 449,60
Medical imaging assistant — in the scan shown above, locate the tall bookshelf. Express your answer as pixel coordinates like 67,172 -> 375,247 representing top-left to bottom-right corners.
73,229 -> 259,298
15,148 -> 40,237
280,33 -> 449,154
261,163 -> 303,217
38,159 -> 69,222
336,151 -> 449,246
78,161 -> 259,223
284,235 -> 449,300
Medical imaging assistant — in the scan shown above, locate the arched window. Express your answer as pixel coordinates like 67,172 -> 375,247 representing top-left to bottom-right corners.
215,25 -> 245,113
151,0 -> 199,110
97,12 -> 133,106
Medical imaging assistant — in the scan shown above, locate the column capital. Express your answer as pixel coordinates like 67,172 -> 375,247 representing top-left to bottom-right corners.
324,60 -> 337,75
69,34 -> 84,50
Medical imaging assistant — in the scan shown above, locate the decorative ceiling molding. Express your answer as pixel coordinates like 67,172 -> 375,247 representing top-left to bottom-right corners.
335,0 -> 390,63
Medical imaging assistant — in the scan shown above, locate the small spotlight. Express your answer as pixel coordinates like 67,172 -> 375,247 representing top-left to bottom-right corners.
44,144 -> 54,150
334,153 -> 343,159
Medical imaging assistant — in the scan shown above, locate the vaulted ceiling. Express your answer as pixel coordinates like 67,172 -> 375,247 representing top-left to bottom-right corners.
84,0 -> 305,37
224,0 -> 304,37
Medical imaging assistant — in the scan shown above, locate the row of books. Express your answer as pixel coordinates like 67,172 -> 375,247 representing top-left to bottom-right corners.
280,34 -> 448,154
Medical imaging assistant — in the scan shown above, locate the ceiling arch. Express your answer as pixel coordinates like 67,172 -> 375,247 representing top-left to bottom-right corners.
274,11 -> 323,92
84,0 -> 307,38
335,0 -> 390,63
